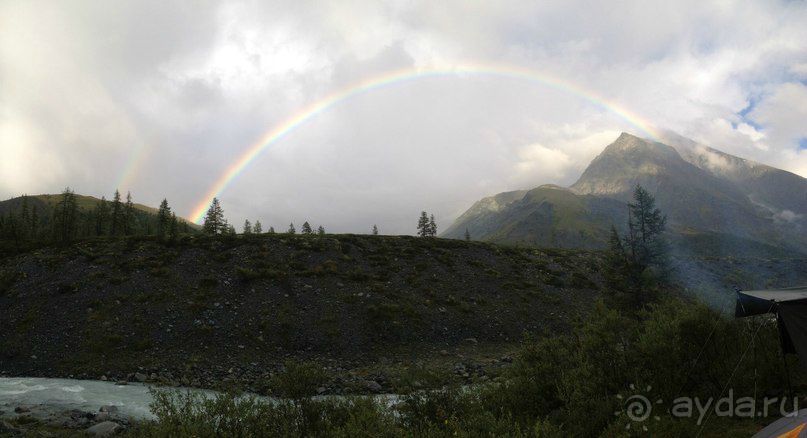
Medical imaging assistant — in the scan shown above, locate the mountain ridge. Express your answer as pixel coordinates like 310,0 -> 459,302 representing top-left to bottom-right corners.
446,132 -> 806,252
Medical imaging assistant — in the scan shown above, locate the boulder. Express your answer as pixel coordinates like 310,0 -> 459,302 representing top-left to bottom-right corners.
364,380 -> 383,393
86,421 -> 121,436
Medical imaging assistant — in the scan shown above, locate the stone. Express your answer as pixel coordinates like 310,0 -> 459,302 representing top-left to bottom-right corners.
114,381 -> 128,386
14,406 -> 30,413
133,372 -> 148,382
86,421 -> 121,436
364,380 -> 383,393
99,405 -> 119,413
94,412 -> 110,422
316,386 -> 327,395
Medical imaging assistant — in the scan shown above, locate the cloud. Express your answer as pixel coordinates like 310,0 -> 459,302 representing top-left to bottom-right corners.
0,0 -> 806,233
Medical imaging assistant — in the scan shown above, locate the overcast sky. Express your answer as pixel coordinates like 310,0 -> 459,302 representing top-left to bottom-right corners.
2,0 -> 806,233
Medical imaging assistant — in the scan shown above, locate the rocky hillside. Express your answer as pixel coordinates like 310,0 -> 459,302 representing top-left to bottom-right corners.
0,234 -> 604,393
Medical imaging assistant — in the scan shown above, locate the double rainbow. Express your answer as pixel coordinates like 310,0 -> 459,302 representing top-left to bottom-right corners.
188,63 -> 659,223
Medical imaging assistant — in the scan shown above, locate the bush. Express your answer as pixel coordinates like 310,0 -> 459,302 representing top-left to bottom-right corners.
266,361 -> 328,399
131,296 -> 792,436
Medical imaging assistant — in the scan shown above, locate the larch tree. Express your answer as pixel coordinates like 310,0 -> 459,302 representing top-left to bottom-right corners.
243,219 -> 253,235
301,221 -> 312,234
254,220 -> 262,234
156,198 -> 172,240
372,224 -> 379,235
169,213 -> 179,241
94,196 -> 110,236
203,198 -> 225,235
417,211 -> 430,237
110,190 -> 122,236
53,188 -> 78,243
123,192 -> 135,235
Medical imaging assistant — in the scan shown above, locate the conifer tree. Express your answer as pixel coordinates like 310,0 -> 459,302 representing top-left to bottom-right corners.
464,228 -> 471,241
626,185 -> 667,267
268,226 -> 275,234
157,199 -> 172,240
417,211 -> 430,237
53,188 -> 78,243
110,190 -> 122,236
243,219 -> 253,235
605,185 -> 668,309
169,213 -> 179,241
372,224 -> 379,235
123,192 -> 135,235
227,224 -> 236,235
254,221 -> 262,234
428,214 -> 437,237
287,223 -> 296,234
302,221 -> 312,234
202,198 -> 225,235
317,225 -> 325,235
94,197 -> 110,236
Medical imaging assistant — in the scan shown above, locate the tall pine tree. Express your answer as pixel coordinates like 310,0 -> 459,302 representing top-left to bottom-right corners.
123,192 -> 135,235
53,188 -> 78,243
169,213 -> 179,241
110,190 -> 123,236
156,199 -> 172,240
417,211 -> 430,237
202,198 -> 225,235
94,197 -> 110,236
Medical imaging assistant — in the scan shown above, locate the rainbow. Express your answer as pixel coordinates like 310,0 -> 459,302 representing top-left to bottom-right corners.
115,141 -> 147,193
189,62 -> 660,223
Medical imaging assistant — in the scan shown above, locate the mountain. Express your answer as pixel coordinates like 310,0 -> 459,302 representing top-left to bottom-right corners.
448,185 -> 627,249
447,132 -> 807,252
444,132 -> 807,305
569,133 -> 804,249
659,130 -> 807,222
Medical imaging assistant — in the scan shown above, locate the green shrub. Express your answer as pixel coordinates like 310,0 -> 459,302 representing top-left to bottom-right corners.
266,361 -> 327,399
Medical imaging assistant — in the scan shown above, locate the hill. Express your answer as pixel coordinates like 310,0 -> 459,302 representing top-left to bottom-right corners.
0,193 -> 199,227
443,132 -> 807,305
0,193 -> 201,256
0,234 -> 605,394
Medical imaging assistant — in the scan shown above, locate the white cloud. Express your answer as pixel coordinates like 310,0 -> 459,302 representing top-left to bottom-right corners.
0,0 -> 806,232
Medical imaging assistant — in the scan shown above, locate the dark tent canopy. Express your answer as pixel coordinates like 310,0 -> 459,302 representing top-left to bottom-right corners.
736,287 -> 807,365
